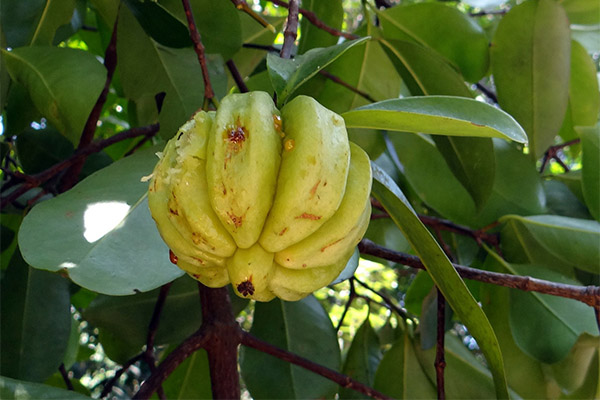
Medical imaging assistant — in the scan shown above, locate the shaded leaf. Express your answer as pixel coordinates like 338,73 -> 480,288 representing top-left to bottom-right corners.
330,247 -> 360,285
241,296 -> 340,399
2,47 -> 106,144
161,348 -> 212,399
370,163 -> 509,398
18,147 -> 184,295
0,376 -> 91,400
490,0 -> 571,158
579,124 -> 600,221
297,0 -> 343,54
543,180 -> 593,220
342,96 -> 528,143
378,2 -> 489,82
123,0 -> 191,48
15,127 -> 73,174
568,40 -> 600,127
500,214 -> 600,274
267,37 -> 369,106
340,318 -> 382,399
0,252 -> 71,382
551,333 -> 599,393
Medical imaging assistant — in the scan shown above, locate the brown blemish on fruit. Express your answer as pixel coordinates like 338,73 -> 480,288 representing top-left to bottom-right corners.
279,227 -> 288,236
309,180 -> 320,198
169,250 -> 178,264
228,125 -> 247,143
192,257 -> 206,265
191,232 -> 208,245
227,211 -> 243,228
320,238 -> 344,252
237,278 -> 255,297
284,138 -> 295,151
295,213 -> 321,220
302,263 -> 307,268
169,208 -> 179,216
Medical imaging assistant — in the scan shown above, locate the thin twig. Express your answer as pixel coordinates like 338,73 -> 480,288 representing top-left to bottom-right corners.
100,354 -> 145,398
240,331 -> 393,400
335,278 -> 357,331
226,59 -> 249,93
354,277 -> 411,319
318,70 -> 377,103
181,0 -> 216,107
229,0 -> 275,32
58,364 -> 74,391
280,0 -> 299,59
540,138 -> 581,174
358,239 -> 600,308
474,82 -> 497,104
435,288 -> 446,400
269,0 -> 358,40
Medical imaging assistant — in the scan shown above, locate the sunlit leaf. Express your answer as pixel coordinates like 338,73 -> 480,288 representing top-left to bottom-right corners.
18,147 -> 184,295
562,0 -> 600,25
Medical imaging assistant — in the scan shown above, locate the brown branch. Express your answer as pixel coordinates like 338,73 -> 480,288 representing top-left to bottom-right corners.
269,0 -> 358,40
358,239 -> 600,308
229,0 -> 275,32
101,353 -> 145,398
226,59 -> 249,93
280,0 -> 299,59
354,277 -> 411,319
240,331 -> 393,400
58,364 -> 74,391
540,138 -> 581,173
0,123 -> 160,210
435,288 -> 446,400
335,278 -> 358,331
181,0 -> 216,107
60,13 -> 120,192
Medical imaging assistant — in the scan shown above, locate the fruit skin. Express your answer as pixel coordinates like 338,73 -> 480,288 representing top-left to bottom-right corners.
206,91 -> 282,249
259,95 -> 351,253
148,92 -> 372,302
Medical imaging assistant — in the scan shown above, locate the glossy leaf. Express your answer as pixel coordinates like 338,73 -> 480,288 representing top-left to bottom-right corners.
490,0 -> 571,158
266,37 -> 369,106
18,147 -> 184,295
500,214 -> 600,274
373,328 -> 436,398
378,2 -> 489,82
340,317 -> 382,399
241,296 -> 340,399
161,348 -> 212,399
2,46 -> 106,144
15,127 -> 73,174
543,180 -> 593,220
342,96 -> 528,143
117,5 -> 226,139
0,376 -> 91,400
122,0 -> 191,48
568,40 -> 600,127
370,163 -> 509,399
579,125 -> 600,221
1,0 -> 76,47
0,252 -> 71,382
504,262 -> 599,363
297,0 -> 343,54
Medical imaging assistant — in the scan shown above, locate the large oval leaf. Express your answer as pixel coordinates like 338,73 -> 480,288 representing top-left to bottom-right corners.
499,214 -> 600,274
240,296 -> 341,399
2,46 -> 106,144
18,146 -> 184,295
490,0 -> 571,158
370,163 -> 509,399
0,376 -> 91,400
378,2 -> 489,82
342,96 -> 528,143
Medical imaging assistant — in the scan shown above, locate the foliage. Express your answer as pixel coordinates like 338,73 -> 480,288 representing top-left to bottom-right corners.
1,0 -> 599,399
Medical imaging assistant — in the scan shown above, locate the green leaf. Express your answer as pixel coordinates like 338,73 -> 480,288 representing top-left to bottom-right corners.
2,47 -> 107,144
373,327 -> 436,398
562,0 -> 600,25
15,127 -> 73,174
161,349 -> 212,399
543,180 -> 593,220
18,146 -> 184,295
342,96 -> 528,143
122,0 -> 192,48
117,5 -> 227,139
330,247 -> 360,285
370,163 -> 509,398
551,333 -> 599,393
241,296 -> 341,399
0,376 -> 91,400
499,214 -> 600,274
568,40 -> 600,127
266,37 -> 369,106
1,0 -> 76,47
378,2 -> 489,82
579,124 -> 600,221
490,0 -> 571,158
0,252 -> 71,382
485,255 -> 600,363
340,317 -> 382,399
297,0 -> 344,54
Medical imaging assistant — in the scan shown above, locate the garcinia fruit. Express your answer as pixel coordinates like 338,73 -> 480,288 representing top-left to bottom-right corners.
148,92 -> 372,301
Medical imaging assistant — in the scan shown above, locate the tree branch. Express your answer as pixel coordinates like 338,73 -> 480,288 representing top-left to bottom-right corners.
226,59 -> 249,93
280,0 -> 299,59
240,331 -> 392,400
229,0 -> 275,32
269,0 -> 358,40
181,0 -> 216,107
540,138 -> 581,173
435,288 -> 446,400
358,239 -> 600,309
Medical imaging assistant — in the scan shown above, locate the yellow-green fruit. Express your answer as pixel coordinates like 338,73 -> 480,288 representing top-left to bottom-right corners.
206,91 -> 282,249
147,92 -> 372,302
259,95 -> 351,253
